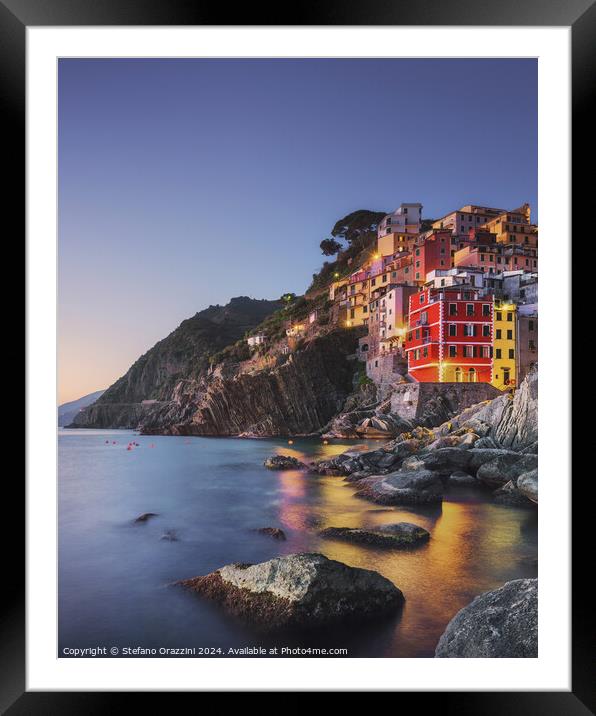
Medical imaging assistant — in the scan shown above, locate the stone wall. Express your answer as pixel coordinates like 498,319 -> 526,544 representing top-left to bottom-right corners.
390,382 -> 502,422
366,353 -> 407,384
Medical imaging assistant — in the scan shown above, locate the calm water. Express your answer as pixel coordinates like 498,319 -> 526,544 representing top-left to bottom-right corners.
59,429 -> 537,658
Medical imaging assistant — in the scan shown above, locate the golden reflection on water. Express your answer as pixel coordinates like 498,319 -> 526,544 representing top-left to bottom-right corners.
271,441 -> 537,657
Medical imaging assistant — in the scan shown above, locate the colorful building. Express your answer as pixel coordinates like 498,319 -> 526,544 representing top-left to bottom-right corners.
492,301 -> 517,389
411,229 -> 453,282
516,304 -> 538,383
405,287 -> 493,383
377,203 -> 422,257
432,205 -> 506,238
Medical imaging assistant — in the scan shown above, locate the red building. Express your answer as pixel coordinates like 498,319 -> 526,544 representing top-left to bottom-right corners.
412,229 -> 452,283
405,286 -> 493,383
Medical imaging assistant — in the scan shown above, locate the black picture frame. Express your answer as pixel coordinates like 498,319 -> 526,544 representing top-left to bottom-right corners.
6,0 -> 591,709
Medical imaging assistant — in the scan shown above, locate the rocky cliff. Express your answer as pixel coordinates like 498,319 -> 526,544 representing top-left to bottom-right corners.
69,296 -> 282,429
140,330 -> 361,436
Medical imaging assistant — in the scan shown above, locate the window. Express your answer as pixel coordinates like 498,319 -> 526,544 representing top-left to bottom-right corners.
466,304 -> 474,316
448,324 -> 457,337
496,311 -> 502,321
455,367 -> 463,382
449,345 -> 457,357
468,368 -> 477,383
509,349 -> 515,359
464,346 -> 474,358
507,312 -> 513,322
449,303 -> 457,315
423,346 -> 428,357
350,309 -> 355,319
507,329 -> 513,340
482,304 -> 491,316
482,325 -> 490,337
419,293 -> 425,303
482,346 -> 491,358
529,320 -> 535,331
464,324 -> 476,337
415,329 -> 420,339
496,329 -> 502,339
496,348 -> 502,359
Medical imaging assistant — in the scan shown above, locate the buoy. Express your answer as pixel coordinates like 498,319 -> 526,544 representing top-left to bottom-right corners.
288,440 -> 294,445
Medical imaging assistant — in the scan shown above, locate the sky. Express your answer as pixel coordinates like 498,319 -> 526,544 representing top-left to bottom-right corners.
58,58 -> 537,404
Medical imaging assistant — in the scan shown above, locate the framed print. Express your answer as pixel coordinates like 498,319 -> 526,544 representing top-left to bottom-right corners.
5,0 -> 593,708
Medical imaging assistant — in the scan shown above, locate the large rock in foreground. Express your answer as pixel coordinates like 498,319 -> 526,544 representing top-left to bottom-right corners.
177,553 -> 404,629
355,469 -> 444,505
435,578 -> 537,658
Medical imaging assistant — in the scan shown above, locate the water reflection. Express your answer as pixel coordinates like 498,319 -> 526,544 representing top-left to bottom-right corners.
269,443 -> 538,657
59,432 -> 537,658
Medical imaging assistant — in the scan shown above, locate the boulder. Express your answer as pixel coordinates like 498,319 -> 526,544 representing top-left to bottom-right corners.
264,455 -> 307,470
377,522 -> 431,543
177,553 -> 404,629
420,447 -> 473,473
476,453 -> 538,489
320,523 -> 429,547
435,578 -> 537,658
448,471 -> 478,487
466,448 -> 521,473
474,436 -> 499,449
517,469 -> 538,504
458,432 -> 480,449
492,480 -> 533,507
254,527 -> 287,540
355,469 -> 443,505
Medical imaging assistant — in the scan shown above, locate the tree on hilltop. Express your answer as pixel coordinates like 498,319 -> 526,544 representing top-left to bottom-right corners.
331,209 -> 387,251
319,238 -> 343,256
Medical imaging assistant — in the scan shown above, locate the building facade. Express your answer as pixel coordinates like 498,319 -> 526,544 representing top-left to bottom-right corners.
405,286 -> 493,383
492,301 -> 517,389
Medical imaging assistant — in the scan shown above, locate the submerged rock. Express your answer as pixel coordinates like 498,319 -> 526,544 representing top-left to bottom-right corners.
355,469 -> 443,505
160,529 -> 179,541
177,553 -> 404,629
435,578 -> 537,658
253,527 -> 287,540
264,455 -> 307,470
134,512 -> 159,523
320,523 -> 429,548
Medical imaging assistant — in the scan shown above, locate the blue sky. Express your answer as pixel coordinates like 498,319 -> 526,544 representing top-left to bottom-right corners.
58,58 -> 537,402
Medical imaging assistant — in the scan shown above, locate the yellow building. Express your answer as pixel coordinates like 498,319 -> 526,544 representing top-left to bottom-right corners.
492,301 -> 517,390
482,209 -> 538,250
345,281 -> 369,327
377,231 -> 418,257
